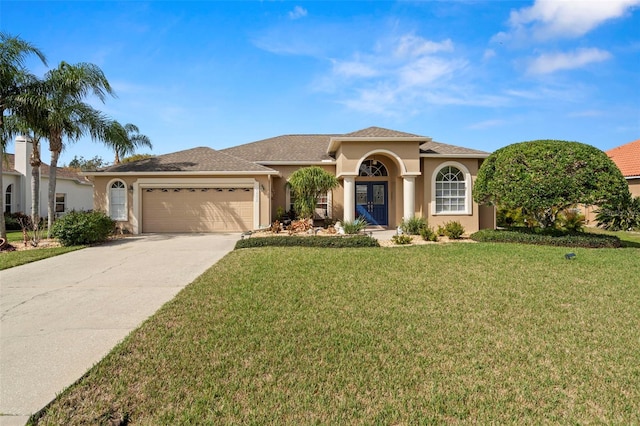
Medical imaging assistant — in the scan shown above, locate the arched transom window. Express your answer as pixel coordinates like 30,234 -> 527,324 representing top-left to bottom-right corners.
435,165 -> 466,213
359,160 -> 388,177
109,181 -> 127,220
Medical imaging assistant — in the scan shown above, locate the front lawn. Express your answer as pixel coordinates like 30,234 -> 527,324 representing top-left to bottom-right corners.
32,243 -> 640,424
0,231 -> 83,270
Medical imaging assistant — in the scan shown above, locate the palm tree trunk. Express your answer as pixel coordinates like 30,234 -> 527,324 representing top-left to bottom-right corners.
30,139 -> 41,226
47,149 -> 60,238
0,146 -> 6,243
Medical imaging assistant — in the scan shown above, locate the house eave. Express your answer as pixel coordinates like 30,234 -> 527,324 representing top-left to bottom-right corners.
256,160 -> 335,166
420,153 -> 490,159
625,175 -> 640,180
82,170 -> 280,177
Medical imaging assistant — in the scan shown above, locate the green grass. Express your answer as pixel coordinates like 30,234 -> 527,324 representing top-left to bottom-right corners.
32,243 -> 640,424
1,231 -> 83,270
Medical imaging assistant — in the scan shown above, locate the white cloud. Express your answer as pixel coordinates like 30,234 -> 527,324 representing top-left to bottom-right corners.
498,0 -> 640,41
332,58 -> 379,78
567,110 -> 606,118
394,35 -> 453,57
483,49 -> 496,61
288,6 -> 307,20
527,48 -> 612,74
468,119 -> 506,130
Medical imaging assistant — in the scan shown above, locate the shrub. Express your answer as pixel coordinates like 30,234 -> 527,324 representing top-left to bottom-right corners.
558,209 -> 585,232
443,221 -> 465,239
470,228 -> 621,248
51,210 -> 115,246
391,234 -> 413,245
399,216 -> 427,235
4,212 -> 23,231
596,195 -> 640,231
420,226 -> 438,242
235,235 -> 379,249
342,217 -> 369,234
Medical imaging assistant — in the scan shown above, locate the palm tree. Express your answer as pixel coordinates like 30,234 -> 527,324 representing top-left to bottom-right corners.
103,120 -> 152,164
0,32 -> 47,243
37,61 -> 114,236
288,166 -> 339,221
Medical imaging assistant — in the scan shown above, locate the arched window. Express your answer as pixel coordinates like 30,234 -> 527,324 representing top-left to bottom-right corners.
109,181 -> 127,220
433,164 -> 470,214
359,160 -> 388,177
4,184 -> 12,214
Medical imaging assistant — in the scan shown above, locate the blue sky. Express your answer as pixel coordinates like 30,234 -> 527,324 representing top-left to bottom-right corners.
2,0 -> 639,166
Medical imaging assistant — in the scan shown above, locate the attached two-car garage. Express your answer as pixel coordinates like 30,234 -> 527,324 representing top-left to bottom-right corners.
141,187 -> 254,233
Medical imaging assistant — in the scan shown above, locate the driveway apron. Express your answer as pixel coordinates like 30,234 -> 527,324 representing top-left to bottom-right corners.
0,233 -> 239,425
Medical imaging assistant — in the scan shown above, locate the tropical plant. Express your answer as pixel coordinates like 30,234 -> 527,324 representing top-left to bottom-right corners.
443,221 -> 465,239
102,120 -> 152,164
400,216 -> 427,235
419,226 -> 438,242
67,155 -> 107,171
33,61 -> 114,236
341,216 -> 369,234
473,140 -> 629,228
0,32 -> 47,242
391,234 -> 413,245
557,209 -> 586,232
596,194 -> 640,231
288,166 -> 338,220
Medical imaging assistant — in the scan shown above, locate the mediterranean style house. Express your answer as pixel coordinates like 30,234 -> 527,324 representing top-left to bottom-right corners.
85,127 -> 496,234
3,136 -> 93,218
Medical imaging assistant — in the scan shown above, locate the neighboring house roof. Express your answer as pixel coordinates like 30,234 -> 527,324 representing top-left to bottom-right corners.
92,147 -> 278,174
3,153 -> 91,185
606,139 -> 640,178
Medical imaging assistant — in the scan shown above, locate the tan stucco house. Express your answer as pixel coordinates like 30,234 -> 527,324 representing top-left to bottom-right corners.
86,127 -> 495,234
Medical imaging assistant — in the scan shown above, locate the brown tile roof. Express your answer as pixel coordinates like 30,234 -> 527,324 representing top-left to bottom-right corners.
606,139 -> 640,177
222,134 -> 338,162
98,147 -> 277,173
3,153 -> 91,184
420,141 -> 490,156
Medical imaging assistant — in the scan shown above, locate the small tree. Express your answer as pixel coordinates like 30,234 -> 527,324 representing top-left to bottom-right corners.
474,140 -> 629,228
288,166 -> 338,220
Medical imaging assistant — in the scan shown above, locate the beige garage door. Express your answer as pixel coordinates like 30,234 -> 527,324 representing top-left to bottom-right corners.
142,187 -> 253,233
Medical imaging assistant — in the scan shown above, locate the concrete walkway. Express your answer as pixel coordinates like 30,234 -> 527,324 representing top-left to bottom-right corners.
0,233 -> 239,426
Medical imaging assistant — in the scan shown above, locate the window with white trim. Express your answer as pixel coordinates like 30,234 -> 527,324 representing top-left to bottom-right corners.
435,166 -> 466,213
55,193 -> 66,214
5,184 -> 12,214
286,187 -> 332,219
109,181 -> 127,220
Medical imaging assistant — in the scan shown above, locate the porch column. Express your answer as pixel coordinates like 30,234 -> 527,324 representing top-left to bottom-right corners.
403,176 -> 416,220
343,176 -> 355,222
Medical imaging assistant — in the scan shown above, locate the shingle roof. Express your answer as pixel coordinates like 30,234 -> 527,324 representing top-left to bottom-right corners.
343,126 -> 421,138
221,134 -> 338,162
98,147 -> 276,173
223,127 -> 488,162
3,153 -> 91,184
606,139 -> 640,177
420,141 -> 490,156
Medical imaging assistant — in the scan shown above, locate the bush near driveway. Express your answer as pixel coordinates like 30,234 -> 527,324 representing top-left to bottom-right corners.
51,211 -> 115,246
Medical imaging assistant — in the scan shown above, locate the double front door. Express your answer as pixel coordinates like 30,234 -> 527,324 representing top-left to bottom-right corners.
355,182 -> 388,226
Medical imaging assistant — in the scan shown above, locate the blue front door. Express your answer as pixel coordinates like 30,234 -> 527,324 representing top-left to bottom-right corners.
355,182 -> 388,226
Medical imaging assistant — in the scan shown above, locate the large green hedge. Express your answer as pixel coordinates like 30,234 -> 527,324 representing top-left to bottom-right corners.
51,211 -> 115,246
470,228 -> 621,248
235,235 -> 379,249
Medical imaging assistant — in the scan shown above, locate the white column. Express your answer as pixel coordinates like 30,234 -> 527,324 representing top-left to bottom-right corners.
343,176 -> 355,222
403,176 -> 416,220
254,181 -> 261,230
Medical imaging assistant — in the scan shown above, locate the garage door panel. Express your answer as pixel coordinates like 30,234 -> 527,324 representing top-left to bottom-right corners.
142,188 -> 253,233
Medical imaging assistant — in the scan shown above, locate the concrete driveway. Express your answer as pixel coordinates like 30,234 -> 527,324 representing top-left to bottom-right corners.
0,233 -> 239,426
